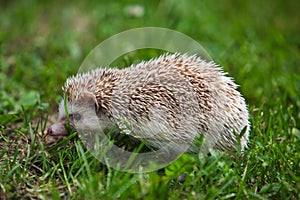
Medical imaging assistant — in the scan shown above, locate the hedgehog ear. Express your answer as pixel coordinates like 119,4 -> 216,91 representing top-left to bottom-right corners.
82,91 -> 99,110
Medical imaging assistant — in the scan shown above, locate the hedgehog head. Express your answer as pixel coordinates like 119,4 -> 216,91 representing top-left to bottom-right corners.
47,69 -> 117,140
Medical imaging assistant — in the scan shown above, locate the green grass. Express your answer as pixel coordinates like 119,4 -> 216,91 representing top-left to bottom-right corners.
1,0 -> 300,199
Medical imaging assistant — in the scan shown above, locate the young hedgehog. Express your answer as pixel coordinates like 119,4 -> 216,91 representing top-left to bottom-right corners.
47,53 -> 250,153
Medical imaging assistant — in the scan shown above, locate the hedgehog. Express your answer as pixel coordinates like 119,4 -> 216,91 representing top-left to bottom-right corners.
47,53 -> 250,154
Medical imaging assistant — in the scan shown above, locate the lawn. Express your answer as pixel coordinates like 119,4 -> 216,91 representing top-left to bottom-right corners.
0,0 -> 299,199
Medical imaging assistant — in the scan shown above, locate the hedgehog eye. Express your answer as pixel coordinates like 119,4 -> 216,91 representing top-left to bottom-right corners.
73,113 -> 82,121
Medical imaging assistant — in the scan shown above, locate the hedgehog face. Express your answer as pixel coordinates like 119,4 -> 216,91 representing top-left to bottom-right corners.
47,96 -> 104,141
47,101 -> 83,137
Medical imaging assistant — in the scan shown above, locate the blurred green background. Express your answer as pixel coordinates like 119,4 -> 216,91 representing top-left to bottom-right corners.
1,0 -> 299,115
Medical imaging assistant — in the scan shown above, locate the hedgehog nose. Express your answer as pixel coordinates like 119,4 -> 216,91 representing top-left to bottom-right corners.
47,127 -> 53,135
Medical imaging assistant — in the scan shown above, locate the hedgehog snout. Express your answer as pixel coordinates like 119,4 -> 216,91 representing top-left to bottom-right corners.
47,111 -> 84,137
47,122 -> 70,136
